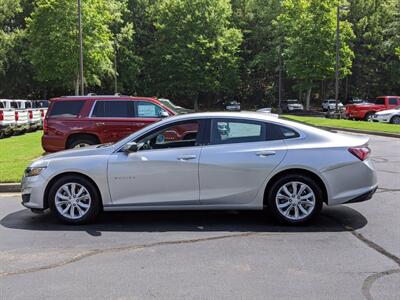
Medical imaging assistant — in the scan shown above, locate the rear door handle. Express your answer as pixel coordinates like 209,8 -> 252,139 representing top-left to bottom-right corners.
256,151 -> 276,157
177,155 -> 197,161
95,122 -> 105,126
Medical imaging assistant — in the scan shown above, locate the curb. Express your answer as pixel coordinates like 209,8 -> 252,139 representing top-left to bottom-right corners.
0,183 -> 21,193
319,126 -> 400,138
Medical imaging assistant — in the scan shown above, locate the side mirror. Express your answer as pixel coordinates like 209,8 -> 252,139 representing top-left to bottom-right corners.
159,111 -> 169,118
122,142 -> 138,153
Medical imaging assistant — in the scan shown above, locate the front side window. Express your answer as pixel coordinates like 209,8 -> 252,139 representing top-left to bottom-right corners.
136,101 -> 165,118
92,101 -> 134,118
136,121 -> 200,151
210,119 -> 265,145
49,101 -> 84,117
389,98 -> 398,105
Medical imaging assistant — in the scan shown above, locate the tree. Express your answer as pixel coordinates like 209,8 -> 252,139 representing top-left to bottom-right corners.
348,0 -> 400,98
26,0 -> 125,94
0,0 -> 22,74
279,0 -> 354,109
147,0 -> 242,110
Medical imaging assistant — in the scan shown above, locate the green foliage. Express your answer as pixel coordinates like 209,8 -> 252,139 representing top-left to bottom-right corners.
26,0 -> 123,91
147,0 -> 242,108
0,0 -> 22,73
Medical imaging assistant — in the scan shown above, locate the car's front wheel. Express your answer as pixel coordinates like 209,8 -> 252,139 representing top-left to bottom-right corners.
48,175 -> 101,224
266,175 -> 323,225
390,115 -> 400,124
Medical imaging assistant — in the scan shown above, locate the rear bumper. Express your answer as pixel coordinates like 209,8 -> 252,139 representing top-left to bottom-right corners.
344,186 -> 378,204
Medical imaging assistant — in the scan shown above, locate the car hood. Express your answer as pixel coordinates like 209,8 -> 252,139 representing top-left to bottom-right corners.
375,109 -> 398,115
42,145 -> 115,161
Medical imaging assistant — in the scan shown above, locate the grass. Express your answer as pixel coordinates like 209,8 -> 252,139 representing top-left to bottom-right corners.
283,115 -> 400,134
0,131 -> 45,183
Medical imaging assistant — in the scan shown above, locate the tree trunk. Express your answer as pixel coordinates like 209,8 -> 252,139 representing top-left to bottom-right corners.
193,94 -> 199,111
306,87 -> 311,110
74,75 -> 80,96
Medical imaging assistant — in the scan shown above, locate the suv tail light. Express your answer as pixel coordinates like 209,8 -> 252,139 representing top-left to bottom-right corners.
40,109 -> 44,117
29,110 -> 33,119
348,147 -> 370,161
15,111 -> 19,121
0,111 -> 3,121
43,118 -> 48,134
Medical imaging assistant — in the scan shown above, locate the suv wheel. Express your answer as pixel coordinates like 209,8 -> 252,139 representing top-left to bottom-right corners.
67,136 -> 98,149
266,175 -> 323,225
48,175 -> 101,224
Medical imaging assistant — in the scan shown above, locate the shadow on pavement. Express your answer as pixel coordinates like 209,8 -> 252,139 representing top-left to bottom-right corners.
0,205 -> 367,235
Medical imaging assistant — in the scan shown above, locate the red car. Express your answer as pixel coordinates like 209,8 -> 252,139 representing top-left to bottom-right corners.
42,95 -> 177,152
345,96 -> 400,121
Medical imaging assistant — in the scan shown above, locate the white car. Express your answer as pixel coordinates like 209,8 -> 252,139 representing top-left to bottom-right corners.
322,99 -> 344,111
0,100 -> 16,138
1,99 -> 29,133
15,100 -> 41,131
372,106 -> 400,124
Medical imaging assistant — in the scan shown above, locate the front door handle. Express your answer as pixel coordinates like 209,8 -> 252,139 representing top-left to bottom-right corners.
177,155 -> 197,161
256,150 -> 276,157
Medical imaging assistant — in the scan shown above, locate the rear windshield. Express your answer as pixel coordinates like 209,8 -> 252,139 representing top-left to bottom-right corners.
49,101 -> 84,117
25,101 -> 32,108
11,101 -> 18,109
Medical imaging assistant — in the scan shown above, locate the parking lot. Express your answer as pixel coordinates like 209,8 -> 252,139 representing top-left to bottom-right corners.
0,132 -> 399,300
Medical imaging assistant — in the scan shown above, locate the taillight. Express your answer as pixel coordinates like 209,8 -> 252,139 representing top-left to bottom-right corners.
15,111 -> 19,121
29,110 -> 33,119
348,147 -> 370,161
43,118 -> 48,134
0,111 -> 3,121
41,110 -> 44,117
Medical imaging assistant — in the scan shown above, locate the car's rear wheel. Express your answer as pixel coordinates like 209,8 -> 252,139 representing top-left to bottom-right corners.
266,175 -> 323,225
48,175 -> 101,224
67,136 -> 98,149
390,115 -> 400,124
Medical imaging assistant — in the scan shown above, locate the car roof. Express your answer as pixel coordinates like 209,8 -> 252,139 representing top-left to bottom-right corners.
50,95 -> 159,102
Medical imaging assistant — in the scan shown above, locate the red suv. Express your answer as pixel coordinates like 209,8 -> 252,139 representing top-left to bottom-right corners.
42,95 -> 177,152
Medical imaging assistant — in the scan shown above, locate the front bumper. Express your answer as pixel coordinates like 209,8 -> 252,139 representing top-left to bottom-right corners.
21,174 -> 48,210
372,115 -> 390,123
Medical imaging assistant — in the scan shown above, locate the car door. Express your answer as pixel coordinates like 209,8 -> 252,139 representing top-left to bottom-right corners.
199,118 -> 287,205
107,119 -> 205,207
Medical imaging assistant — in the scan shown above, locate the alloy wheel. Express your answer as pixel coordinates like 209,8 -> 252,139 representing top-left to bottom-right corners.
275,181 -> 316,220
55,183 -> 91,220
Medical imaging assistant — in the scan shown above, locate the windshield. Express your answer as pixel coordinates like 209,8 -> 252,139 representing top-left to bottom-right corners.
159,99 -> 176,110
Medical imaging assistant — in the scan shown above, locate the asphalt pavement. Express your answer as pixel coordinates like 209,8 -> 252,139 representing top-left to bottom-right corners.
0,133 -> 399,300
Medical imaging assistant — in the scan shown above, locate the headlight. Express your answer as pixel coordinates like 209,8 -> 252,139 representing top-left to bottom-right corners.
377,114 -> 390,118
24,167 -> 46,177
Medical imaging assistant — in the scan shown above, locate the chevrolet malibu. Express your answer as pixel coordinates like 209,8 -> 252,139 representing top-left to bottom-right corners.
21,112 -> 378,225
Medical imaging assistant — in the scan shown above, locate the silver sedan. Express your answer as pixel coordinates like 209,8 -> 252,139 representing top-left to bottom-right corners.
21,112 -> 378,225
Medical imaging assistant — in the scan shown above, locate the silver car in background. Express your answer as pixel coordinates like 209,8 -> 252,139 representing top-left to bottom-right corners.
21,112 -> 377,225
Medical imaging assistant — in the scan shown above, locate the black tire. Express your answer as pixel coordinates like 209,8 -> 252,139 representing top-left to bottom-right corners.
390,115 -> 400,124
48,175 -> 101,224
364,112 -> 374,121
67,135 -> 98,149
266,174 -> 323,225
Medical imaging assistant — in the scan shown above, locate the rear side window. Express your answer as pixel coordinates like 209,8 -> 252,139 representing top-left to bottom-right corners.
0,102 -> 4,109
389,98 -> 398,105
91,100 -> 134,118
136,101 -> 164,118
49,101 -> 84,117
210,119 -> 266,145
267,123 -> 300,140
